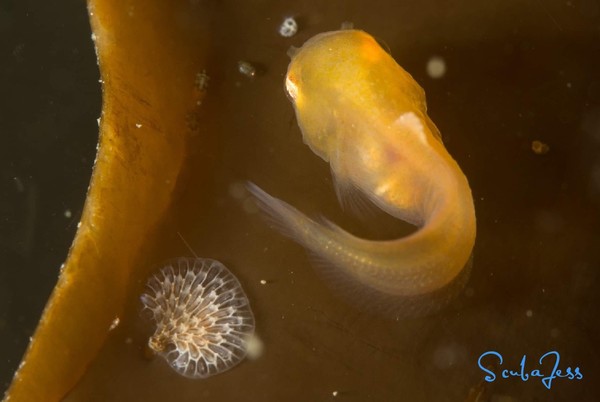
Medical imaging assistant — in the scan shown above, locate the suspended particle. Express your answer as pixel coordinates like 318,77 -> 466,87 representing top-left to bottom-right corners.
244,333 -> 264,360
195,70 -> 210,92
141,257 -> 255,379
426,56 -> 446,79
531,140 -> 550,155
238,61 -> 257,78
279,17 -> 298,37
109,317 -> 120,331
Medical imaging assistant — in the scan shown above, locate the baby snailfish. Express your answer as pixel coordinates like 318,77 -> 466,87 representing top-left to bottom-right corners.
248,30 -> 476,316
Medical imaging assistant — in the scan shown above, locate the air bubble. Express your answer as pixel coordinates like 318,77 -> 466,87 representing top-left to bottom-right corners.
279,17 -> 298,37
426,56 -> 446,79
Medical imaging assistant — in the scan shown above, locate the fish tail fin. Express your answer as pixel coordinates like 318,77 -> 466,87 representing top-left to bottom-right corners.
245,182 -> 471,319
245,182 -> 313,243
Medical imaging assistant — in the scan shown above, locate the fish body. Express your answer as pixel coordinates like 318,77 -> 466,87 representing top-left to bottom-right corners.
249,30 -> 476,308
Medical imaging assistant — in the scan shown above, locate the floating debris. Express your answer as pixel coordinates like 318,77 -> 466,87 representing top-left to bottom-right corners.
531,140 -> 550,154
426,56 -> 446,79
279,17 -> 298,37
238,61 -> 257,78
141,257 -> 255,379
108,317 -> 120,331
195,70 -> 210,92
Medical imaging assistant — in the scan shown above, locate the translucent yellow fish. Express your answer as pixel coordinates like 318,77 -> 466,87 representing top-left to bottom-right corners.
248,29 -> 476,315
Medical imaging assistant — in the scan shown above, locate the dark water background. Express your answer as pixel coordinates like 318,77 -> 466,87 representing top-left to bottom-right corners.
2,0 -> 600,401
0,0 -> 100,395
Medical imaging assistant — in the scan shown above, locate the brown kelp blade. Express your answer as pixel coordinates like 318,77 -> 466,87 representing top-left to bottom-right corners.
4,1 -> 208,400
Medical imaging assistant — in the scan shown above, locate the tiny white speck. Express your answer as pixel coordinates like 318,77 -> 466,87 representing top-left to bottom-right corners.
426,56 -> 446,79
195,70 -> 210,91
279,17 -> 298,37
64,209 -> 72,218
238,61 -> 256,78
109,317 -> 120,331
77,222 -> 82,228
135,123 -> 142,128
260,279 -> 267,285
525,309 -> 533,318
333,391 -> 338,397
96,118 -> 101,126
13,177 -> 24,193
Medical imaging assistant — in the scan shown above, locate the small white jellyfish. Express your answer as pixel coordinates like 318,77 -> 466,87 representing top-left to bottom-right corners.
141,257 -> 255,379
279,17 -> 298,37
